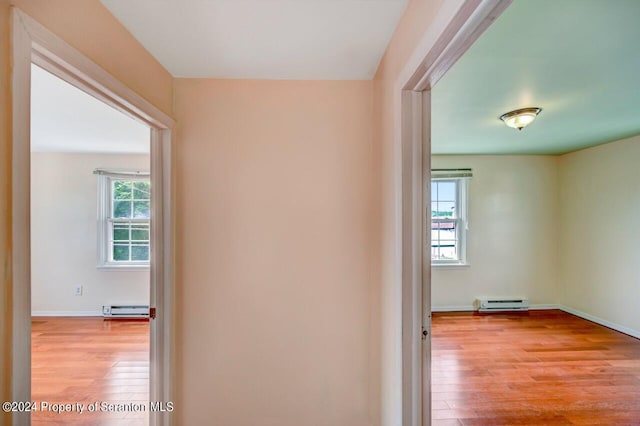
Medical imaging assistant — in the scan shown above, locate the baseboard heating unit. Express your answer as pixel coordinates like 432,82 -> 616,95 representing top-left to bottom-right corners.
477,298 -> 529,312
102,305 -> 149,319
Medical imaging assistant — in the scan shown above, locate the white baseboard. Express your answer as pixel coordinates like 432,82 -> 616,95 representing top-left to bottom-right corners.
431,305 -> 474,312
431,303 -> 639,339
32,311 -> 102,317
530,304 -> 560,310
559,305 -> 640,340
431,303 -> 559,312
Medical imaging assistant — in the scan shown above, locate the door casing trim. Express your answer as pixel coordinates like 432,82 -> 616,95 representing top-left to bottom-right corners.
10,8 -> 175,426
397,1 -> 512,424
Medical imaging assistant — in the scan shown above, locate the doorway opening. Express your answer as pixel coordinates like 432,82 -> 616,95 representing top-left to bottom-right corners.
398,1 -> 512,424
11,8 -> 174,426
30,63 -> 151,425
427,0 -> 640,424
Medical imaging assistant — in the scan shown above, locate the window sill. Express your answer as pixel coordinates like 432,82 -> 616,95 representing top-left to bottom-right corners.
97,264 -> 150,272
431,262 -> 469,269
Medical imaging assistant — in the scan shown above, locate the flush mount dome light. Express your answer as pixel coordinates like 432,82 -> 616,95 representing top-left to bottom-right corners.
499,107 -> 542,130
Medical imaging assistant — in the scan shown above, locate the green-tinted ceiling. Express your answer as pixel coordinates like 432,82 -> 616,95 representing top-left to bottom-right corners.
432,0 -> 640,155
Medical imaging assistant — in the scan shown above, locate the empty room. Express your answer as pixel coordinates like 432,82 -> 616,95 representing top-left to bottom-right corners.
429,1 -> 640,424
30,64 -> 152,425
1,0 -> 639,426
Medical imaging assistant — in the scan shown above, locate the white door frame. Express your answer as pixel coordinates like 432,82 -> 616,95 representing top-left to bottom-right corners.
10,8 -> 175,426
398,1 -> 512,424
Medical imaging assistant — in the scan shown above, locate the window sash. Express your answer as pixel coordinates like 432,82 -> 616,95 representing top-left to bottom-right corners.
109,178 -> 150,263
430,176 -> 468,265
97,173 -> 151,268
431,217 -> 462,262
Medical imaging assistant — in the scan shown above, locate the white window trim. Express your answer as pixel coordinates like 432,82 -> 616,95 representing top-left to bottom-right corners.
431,176 -> 470,267
97,169 -> 151,270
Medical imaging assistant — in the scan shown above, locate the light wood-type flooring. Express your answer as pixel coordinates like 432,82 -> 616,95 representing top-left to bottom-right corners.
432,310 -> 640,425
31,317 -> 149,426
31,311 -> 640,425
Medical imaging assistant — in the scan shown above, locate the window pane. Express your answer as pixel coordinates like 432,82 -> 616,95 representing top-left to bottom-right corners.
113,201 -> 132,218
133,201 -> 150,218
438,223 -> 456,241
133,181 -> 151,200
437,181 -> 456,201
431,202 -> 439,218
431,181 -> 439,202
113,227 -> 129,241
131,227 -> 149,241
434,201 -> 455,218
131,245 -> 149,261
113,181 -> 132,200
439,242 -> 457,260
113,245 -> 129,261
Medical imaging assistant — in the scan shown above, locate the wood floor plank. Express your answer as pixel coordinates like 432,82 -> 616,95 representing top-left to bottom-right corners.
31,317 -> 149,426
432,310 -> 640,425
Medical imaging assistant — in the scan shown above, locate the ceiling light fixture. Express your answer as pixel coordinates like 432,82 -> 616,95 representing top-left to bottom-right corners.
499,107 -> 542,131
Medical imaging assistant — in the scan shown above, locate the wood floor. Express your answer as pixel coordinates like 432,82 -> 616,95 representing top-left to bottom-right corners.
31,317 -> 149,426
432,310 -> 640,425
30,311 -> 640,425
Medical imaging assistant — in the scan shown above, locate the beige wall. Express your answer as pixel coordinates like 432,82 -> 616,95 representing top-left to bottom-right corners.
372,1 -> 445,424
31,153 -> 149,315
174,79 -> 375,426
559,136 -> 640,335
431,155 -> 559,309
0,0 -> 12,423
0,2 -> 172,423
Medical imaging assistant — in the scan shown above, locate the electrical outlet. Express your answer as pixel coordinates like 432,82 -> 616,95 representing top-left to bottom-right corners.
74,285 -> 83,296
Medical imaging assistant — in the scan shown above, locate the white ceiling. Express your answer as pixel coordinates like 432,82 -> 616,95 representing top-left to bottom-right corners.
100,0 -> 408,79
31,64 -> 150,154
432,0 -> 640,155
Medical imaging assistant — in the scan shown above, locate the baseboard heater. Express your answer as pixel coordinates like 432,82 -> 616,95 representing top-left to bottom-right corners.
102,305 -> 149,319
477,298 -> 529,312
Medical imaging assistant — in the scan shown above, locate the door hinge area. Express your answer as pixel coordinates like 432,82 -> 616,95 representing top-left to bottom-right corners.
149,307 -> 157,319
422,328 -> 428,339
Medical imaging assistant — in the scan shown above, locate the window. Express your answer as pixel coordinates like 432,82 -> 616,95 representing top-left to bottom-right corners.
97,170 -> 150,268
431,169 -> 470,265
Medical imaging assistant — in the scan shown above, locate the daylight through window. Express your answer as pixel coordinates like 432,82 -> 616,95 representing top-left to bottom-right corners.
112,179 -> 150,261
431,169 -> 470,265
97,170 -> 150,268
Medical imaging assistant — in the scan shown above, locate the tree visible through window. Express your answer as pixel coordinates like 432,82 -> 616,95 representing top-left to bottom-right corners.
431,171 -> 469,265
97,171 -> 150,268
112,180 -> 150,262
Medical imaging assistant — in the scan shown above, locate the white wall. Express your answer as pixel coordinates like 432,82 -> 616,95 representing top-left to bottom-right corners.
559,135 -> 640,335
431,155 -> 559,309
433,140 -> 640,338
31,152 -> 149,315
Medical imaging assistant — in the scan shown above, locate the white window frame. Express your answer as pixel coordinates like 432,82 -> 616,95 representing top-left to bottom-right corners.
431,173 -> 470,266
97,170 -> 151,270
